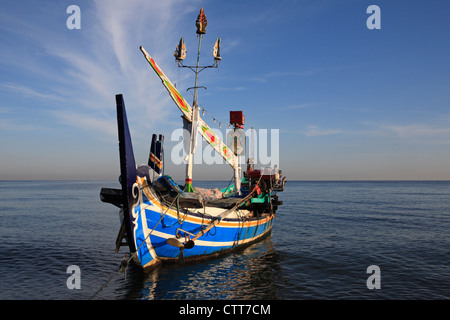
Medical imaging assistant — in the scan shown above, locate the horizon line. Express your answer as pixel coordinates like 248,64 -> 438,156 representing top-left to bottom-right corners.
1,179 -> 450,182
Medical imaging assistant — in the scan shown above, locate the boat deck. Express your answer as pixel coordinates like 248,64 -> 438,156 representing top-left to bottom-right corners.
161,193 -> 244,209
160,193 -> 251,219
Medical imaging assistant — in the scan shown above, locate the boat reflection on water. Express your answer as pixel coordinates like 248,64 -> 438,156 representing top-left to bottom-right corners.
123,236 -> 285,300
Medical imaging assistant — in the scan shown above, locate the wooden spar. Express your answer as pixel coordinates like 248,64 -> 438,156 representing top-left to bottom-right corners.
139,46 -> 238,170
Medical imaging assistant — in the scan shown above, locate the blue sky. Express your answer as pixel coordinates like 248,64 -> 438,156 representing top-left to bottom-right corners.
0,0 -> 449,180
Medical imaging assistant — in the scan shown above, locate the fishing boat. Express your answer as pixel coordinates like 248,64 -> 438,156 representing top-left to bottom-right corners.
100,8 -> 285,270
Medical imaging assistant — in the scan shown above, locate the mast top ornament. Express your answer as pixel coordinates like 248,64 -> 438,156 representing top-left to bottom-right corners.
196,7 -> 208,34
175,7 -> 220,67
174,37 -> 186,61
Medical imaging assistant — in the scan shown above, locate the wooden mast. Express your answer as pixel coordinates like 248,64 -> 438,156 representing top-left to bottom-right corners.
184,7 -> 208,192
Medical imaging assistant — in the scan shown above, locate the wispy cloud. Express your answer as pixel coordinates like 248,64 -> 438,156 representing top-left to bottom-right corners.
385,124 -> 450,139
2,0 -> 202,141
249,63 -> 361,84
221,38 -> 242,55
215,86 -> 247,92
280,103 -> 318,110
250,70 -> 318,83
305,125 -> 343,137
50,110 -> 117,137
0,118 -> 42,132
0,83 -> 64,101
353,121 -> 450,145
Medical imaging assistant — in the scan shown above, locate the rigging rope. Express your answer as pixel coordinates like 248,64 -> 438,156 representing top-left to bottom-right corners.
90,191 -> 181,299
91,175 -> 264,299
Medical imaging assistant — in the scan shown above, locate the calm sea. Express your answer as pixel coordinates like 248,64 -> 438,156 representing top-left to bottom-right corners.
0,180 -> 448,300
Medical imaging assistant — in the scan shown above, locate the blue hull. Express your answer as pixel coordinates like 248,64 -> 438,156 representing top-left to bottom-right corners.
129,182 -> 275,269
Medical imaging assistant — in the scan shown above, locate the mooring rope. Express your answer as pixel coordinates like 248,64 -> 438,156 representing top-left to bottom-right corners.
90,192 -> 181,300
91,175 -> 264,299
